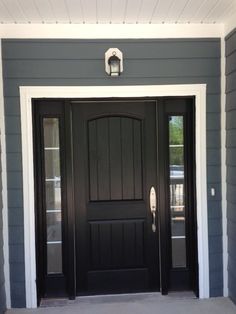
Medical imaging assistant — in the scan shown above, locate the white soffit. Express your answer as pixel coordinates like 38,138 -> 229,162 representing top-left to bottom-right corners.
1,0 -> 236,37
0,0 -> 235,24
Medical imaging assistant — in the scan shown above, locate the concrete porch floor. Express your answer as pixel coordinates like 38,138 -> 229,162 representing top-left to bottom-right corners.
7,293 -> 236,314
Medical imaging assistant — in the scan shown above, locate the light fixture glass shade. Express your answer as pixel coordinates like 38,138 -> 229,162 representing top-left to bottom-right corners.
108,55 -> 121,76
105,48 -> 123,77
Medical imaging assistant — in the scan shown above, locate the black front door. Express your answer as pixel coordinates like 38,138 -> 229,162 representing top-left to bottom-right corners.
33,97 -> 197,301
72,100 -> 159,294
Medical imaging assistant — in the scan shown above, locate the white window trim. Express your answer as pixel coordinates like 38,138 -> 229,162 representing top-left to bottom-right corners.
19,84 -> 209,308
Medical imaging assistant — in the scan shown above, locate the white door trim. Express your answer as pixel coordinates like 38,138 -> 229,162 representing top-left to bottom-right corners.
19,84 -> 209,308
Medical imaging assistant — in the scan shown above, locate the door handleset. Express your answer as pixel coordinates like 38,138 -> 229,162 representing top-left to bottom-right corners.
150,186 -> 157,232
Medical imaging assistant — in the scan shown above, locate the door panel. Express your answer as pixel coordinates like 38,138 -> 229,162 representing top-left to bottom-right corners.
87,117 -> 143,201
72,101 -> 159,294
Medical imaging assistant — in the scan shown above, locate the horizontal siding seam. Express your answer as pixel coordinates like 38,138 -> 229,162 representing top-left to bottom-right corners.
225,47 -> 236,58
209,269 -> 223,276
3,75 -> 221,80
2,39 -> 221,44
226,180 -> 236,185
2,91 -> 220,96
2,57 -> 221,61
226,90 -> 236,94
227,199 -> 236,205
228,253 -> 236,266
225,145 -> 236,149
228,271 -> 236,288
9,278 -> 25,284
226,108 -> 236,113
228,220 -> 236,227
226,67 -> 236,76
227,233 -> 236,243
225,89 -> 236,95
226,163 -> 236,168
5,132 -> 21,135
209,249 -> 223,254
226,200 -> 236,207
227,216 -> 236,224
225,109 -> 236,112
3,114 -> 20,117
207,163 -> 221,167
225,28 -> 236,43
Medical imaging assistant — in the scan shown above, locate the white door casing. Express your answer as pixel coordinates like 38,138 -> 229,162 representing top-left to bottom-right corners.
19,84 -> 208,308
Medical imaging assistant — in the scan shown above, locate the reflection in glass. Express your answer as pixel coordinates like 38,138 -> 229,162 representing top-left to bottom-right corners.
47,243 -> 62,274
47,212 -> 62,242
44,150 -> 60,178
43,118 -> 62,274
45,180 -> 61,210
169,116 -> 186,268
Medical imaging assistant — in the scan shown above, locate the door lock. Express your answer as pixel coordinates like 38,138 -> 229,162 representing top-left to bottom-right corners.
150,186 -> 157,232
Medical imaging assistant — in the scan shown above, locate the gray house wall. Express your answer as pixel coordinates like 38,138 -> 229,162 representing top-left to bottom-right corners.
226,29 -> 236,304
0,134 -> 6,313
1,39 -> 222,307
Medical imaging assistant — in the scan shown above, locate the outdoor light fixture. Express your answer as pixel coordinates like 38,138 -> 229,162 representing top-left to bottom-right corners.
105,48 -> 123,77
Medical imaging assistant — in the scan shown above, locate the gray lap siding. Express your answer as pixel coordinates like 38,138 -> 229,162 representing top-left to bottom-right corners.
0,134 -> 6,314
226,29 -> 236,304
1,38 -> 222,306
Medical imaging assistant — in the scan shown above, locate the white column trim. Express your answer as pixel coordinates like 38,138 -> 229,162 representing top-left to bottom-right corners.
0,40 -> 11,309
0,23 -> 223,39
221,37 -> 228,297
19,84 -> 209,308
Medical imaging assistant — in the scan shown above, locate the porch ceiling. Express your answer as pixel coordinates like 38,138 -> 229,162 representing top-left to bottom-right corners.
0,0 -> 235,25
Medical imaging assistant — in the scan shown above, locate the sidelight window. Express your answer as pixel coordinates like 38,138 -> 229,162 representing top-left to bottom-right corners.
169,116 -> 186,268
43,118 -> 63,274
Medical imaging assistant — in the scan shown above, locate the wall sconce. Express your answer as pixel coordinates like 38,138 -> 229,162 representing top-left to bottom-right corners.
105,48 -> 123,77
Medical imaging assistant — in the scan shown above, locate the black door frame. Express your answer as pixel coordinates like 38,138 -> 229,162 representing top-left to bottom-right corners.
33,97 -> 198,302
158,98 -> 198,294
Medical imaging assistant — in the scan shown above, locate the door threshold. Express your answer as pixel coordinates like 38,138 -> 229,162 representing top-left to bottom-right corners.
76,292 -> 162,302
40,292 -> 160,307
167,291 -> 197,299
40,291 -> 196,307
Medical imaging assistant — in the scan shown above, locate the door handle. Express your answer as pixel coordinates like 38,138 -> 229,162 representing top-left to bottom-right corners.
150,186 -> 157,232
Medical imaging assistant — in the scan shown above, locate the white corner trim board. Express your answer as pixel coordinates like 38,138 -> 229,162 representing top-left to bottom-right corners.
20,84 -> 209,308
221,38 -> 228,297
0,23 -> 224,39
0,41 -> 11,309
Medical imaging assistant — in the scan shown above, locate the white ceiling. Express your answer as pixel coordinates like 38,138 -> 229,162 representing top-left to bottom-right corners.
0,0 -> 235,24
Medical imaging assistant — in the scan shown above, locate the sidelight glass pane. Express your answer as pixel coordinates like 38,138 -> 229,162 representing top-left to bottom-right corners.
47,243 -> 62,274
43,119 -> 60,147
47,212 -> 62,242
169,116 -> 186,268
43,118 -> 62,274
44,150 -> 60,178
45,180 -> 61,210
